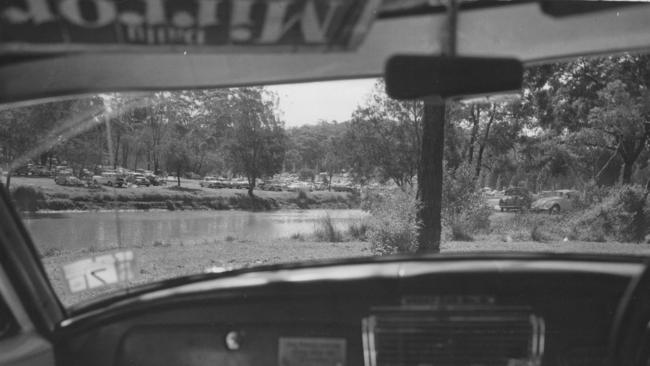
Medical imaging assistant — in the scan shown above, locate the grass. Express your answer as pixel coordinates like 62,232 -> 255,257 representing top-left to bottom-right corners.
9,177 -> 358,212
313,214 -> 343,242
41,237 -> 371,306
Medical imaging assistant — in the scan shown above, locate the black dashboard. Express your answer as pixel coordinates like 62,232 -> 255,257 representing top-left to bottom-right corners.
53,256 -> 645,366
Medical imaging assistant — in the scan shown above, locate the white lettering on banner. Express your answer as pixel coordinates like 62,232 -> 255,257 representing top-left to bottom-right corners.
197,0 -> 222,27
59,0 -> 117,28
230,0 -> 255,42
0,0 -> 380,50
63,251 -> 135,293
118,0 -> 165,26
259,0 -> 342,44
2,0 -> 55,24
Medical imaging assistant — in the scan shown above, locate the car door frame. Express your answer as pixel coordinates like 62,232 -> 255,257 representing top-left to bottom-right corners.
0,185 -> 65,336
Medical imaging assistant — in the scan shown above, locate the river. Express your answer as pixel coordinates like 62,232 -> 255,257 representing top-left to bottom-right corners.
22,209 -> 368,251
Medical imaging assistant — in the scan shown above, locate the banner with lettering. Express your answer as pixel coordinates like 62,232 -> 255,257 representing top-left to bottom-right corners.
0,0 -> 381,53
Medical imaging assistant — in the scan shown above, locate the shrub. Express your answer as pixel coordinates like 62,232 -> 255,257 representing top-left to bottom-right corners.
290,233 -> 306,241
11,186 -> 45,212
530,225 -> 548,242
313,214 -> 343,242
40,247 -> 62,258
366,189 -> 420,255
347,221 -> 369,241
297,189 -> 309,200
442,162 -> 492,235
45,198 -> 75,211
165,200 -> 176,211
298,168 -> 315,181
450,223 -> 474,241
570,185 -> 650,242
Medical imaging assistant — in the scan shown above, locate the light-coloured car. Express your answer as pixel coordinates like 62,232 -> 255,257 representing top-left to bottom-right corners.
200,176 -> 218,188
92,172 -> 123,187
531,190 -> 580,214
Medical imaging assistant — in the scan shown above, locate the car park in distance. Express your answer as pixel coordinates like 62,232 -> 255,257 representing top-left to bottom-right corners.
531,189 -> 580,214
499,187 -> 532,212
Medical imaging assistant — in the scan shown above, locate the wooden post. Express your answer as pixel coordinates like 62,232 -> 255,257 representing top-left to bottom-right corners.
416,0 -> 457,253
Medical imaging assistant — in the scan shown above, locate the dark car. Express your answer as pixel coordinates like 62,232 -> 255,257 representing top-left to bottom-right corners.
499,187 -> 532,212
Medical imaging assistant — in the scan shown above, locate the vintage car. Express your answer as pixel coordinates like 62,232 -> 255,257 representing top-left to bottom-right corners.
2,3 -> 650,366
499,187 -> 532,212
199,176 -> 219,188
531,189 -> 581,214
54,173 -> 84,187
92,172 -> 125,187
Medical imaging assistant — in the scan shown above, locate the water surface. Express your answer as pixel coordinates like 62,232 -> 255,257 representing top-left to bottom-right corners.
22,209 -> 367,251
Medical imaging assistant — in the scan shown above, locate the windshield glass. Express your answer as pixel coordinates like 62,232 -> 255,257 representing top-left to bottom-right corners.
2,54 -> 650,307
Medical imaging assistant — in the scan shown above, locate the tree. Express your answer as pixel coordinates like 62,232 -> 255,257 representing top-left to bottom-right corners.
224,87 -> 287,196
344,80 -> 422,188
165,136 -> 192,187
0,97 -> 103,188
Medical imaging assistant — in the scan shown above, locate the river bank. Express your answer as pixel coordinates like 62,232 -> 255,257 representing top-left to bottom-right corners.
10,177 -> 359,212
42,237 -> 371,306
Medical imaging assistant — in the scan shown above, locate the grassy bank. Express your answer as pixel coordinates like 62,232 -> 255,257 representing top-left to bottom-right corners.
10,177 -> 359,212
41,237 -> 371,306
42,231 -> 650,307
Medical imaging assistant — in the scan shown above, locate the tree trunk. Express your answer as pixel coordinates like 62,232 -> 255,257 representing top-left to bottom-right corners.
5,171 -> 11,190
466,105 -> 480,164
621,161 -> 634,184
417,102 -> 445,253
176,167 -> 181,187
248,176 -> 256,197
475,105 -> 495,179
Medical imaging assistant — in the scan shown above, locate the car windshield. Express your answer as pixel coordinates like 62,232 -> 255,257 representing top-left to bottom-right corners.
3,54 -> 650,307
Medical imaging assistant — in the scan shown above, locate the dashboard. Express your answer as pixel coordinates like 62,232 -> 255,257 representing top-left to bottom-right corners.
53,256 -> 644,366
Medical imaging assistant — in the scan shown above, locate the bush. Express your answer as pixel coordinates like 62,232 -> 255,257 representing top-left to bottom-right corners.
347,221 -> 369,241
298,169 -> 315,182
297,189 -> 309,200
313,214 -> 343,242
45,198 -> 75,211
11,186 -> 45,212
442,162 -> 492,235
450,222 -> 473,241
365,189 -> 420,255
290,233 -> 306,241
165,200 -> 176,211
570,185 -> 650,242
530,225 -> 548,242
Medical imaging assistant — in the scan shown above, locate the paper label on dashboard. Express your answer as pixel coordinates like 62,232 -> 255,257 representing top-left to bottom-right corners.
62,250 -> 135,293
278,337 -> 346,366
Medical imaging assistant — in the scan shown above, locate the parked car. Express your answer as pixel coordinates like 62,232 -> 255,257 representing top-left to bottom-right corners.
230,178 -> 250,189
54,174 -> 84,186
498,187 -> 532,212
287,181 -> 313,192
92,172 -> 124,187
147,175 -> 167,186
531,189 -> 580,214
200,176 -> 218,188
132,175 -> 151,187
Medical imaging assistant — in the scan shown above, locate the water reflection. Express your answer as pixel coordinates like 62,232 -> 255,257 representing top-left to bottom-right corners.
22,210 -> 367,251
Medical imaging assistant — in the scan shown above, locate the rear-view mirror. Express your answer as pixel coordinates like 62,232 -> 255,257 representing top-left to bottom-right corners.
384,55 -> 523,100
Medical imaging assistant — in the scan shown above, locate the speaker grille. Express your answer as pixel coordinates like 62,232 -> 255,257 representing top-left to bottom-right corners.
362,305 -> 544,366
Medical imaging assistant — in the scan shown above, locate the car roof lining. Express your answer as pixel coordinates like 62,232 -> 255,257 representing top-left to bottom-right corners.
0,2 -> 650,105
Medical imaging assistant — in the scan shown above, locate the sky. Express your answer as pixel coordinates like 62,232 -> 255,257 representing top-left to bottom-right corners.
268,78 -> 378,127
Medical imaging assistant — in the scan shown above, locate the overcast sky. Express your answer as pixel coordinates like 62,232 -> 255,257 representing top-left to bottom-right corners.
268,78 -> 378,127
